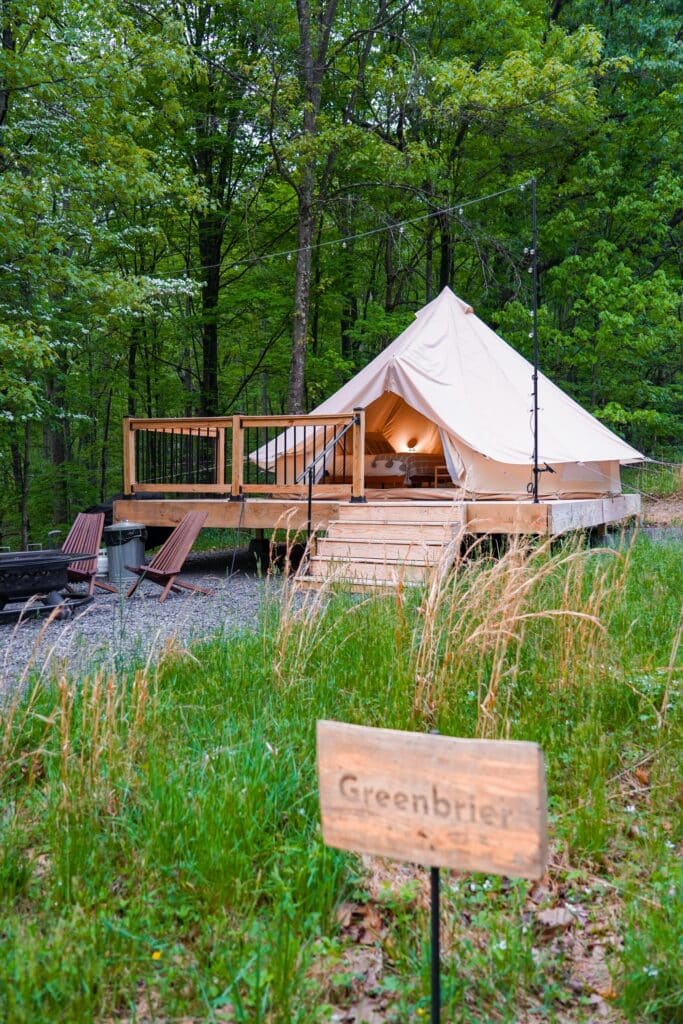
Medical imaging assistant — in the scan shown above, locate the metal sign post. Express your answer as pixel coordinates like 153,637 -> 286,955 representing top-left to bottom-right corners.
531,176 -> 540,504
431,865 -> 441,1022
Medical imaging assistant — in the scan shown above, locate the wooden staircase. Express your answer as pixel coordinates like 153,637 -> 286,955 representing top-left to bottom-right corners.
295,501 -> 465,590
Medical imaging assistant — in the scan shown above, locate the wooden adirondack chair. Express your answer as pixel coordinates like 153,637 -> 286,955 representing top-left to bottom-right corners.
63,511 -> 118,596
125,510 -> 211,603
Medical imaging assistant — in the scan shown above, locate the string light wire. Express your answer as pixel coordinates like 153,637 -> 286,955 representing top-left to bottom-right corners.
171,180 -> 534,280
0,181 -> 532,284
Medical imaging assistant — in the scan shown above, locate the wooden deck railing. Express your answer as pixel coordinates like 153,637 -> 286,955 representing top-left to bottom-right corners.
122,411 -> 366,502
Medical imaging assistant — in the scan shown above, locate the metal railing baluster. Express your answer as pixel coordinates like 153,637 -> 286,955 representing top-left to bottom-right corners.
124,412 -> 363,499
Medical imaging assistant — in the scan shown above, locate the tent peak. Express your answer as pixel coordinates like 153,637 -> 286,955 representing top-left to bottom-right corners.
416,286 -> 473,319
434,285 -> 474,315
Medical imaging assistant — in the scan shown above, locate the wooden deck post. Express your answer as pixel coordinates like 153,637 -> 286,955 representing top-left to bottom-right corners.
216,426 -> 226,488
351,407 -> 366,503
122,418 -> 136,495
231,415 -> 244,500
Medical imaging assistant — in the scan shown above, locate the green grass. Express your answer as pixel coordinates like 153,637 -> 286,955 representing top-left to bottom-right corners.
0,535 -> 680,1022
191,527 -> 308,554
622,460 -> 682,499
178,526 -> 251,553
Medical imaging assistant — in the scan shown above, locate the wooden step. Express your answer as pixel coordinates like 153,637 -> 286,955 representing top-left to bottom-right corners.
294,575 -> 400,593
326,521 -> 462,542
307,556 -> 428,583
336,503 -> 464,524
316,537 -> 445,564
297,500 -> 463,590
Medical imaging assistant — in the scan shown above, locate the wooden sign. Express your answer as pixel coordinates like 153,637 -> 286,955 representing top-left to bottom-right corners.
317,721 -> 547,879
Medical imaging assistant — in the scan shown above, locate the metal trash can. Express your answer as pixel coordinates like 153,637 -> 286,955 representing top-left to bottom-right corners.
104,521 -> 146,586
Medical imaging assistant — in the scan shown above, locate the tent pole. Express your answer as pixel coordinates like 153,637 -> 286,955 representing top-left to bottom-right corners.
531,177 -> 540,504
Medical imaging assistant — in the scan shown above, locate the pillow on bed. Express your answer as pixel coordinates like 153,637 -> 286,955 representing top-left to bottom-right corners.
366,455 -> 406,474
365,432 -> 395,455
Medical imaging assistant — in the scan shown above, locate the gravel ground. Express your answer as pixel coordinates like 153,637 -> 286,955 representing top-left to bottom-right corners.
3,523 -> 679,702
642,490 -> 683,526
0,549 -> 286,701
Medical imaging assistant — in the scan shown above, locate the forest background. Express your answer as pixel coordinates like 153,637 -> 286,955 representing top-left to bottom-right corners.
0,0 -> 680,546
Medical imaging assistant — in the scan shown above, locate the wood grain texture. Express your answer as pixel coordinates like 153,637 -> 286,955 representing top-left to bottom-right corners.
351,409 -> 366,502
231,415 -> 245,498
547,494 -> 641,533
316,538 -> 444,562
327,521 -> 461,541
465,502 -> 548,535
216,427 -> 226,486
308,557 -> 428,582
114,495 -> 638,539
128,416 -> 231,431
240,414 -> 354,428
122,418 -> 136,495
241,484 -> 351,497
317,721 -> 547,879
131,483 -> 232,494
113,498 -> 341,530
337,502 -> 464,524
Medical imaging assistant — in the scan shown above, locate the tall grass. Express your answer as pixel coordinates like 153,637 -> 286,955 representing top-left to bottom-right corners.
622,460 -> 682,499
0,534 -> 680,1022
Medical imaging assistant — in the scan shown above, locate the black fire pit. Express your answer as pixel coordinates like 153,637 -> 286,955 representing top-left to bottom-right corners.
0,550 -> 93,622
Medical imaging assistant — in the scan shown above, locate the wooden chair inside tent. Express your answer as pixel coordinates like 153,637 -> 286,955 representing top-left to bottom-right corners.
125,510 -> 211,604
63,511 -> 119,596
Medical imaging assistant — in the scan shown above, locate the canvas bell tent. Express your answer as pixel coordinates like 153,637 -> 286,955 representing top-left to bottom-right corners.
253,287 -> 643,499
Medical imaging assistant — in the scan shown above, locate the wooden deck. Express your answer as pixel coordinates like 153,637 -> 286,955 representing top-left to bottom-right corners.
116,414 -> 641,590
114,410 -> 641,588
113,493 -> 641,536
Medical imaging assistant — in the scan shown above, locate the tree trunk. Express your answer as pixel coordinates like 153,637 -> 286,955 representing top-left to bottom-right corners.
0,11 -> 15,138
128,328 -> 139,416
287,0 -> 339,412
178,348 -> 195,415
197,213 -> 223,416
289,184 -> 315,412
384,228 -> 398,312
99,386 -> 113,502
310,218 -> 324,356
425,222 -> 434,303
10,425 -> 31,548
260,370 -> 270,414
44,373 -> 68,524
341,293 -> 358,361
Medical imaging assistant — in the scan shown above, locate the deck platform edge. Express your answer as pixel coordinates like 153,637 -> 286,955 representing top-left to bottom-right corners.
114,494 -> 641,537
